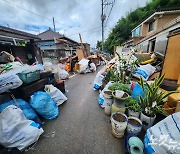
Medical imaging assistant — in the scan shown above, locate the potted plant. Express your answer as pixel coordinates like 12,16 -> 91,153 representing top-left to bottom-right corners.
126,97 -> 141,118
108,82 -> 130,113
138,74 -> 178,130
111,112 -> 128,138
108,82 -> 130,94
127,116 -> 142,135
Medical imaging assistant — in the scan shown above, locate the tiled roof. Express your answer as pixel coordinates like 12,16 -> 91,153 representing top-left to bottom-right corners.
0,25 -> 39,39
38,28 -> 79,44
38,28 -> 64,40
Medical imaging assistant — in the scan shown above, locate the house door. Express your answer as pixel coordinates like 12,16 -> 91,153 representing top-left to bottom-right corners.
148,38 -> 156,52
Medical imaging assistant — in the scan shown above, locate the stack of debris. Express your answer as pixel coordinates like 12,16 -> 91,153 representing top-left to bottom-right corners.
0,51 -> 68,152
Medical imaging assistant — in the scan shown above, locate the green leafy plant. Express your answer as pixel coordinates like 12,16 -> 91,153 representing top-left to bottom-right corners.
126,97 -> 141,112
103,68 -> 120,83
108,82 -> 130,94
138,74 -> 178,117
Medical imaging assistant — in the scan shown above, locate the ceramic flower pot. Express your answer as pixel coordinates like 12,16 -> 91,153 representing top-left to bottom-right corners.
112,91 -> 129,108
111,91 -> 129,114
127,117 -> 142,135
128,109 -> 140,118
103,89 -> 113,98
111,103 -> 126,114
128,136 -> 144,154
140,112 -> 156,130
111,112 -> 128,138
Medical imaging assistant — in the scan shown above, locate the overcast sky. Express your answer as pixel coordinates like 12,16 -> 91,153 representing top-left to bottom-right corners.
0,0 -> 150,47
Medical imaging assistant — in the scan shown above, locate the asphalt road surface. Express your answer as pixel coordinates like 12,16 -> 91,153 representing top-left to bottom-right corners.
27,71 -> 124,154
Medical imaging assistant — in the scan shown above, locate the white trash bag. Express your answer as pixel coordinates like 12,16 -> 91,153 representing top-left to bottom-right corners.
0,105 -> 44,150
45,84 -> 67,106
58,69 -> 69,80
78,58 -> 89,74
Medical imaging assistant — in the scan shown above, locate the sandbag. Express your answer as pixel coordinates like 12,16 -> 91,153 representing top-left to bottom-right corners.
133,64 -> 156,81
0,105 -> 44,150
144,112 -> 180,154
45,84 -> 67,106
30,91 -> 59,120
0,99 -> 42,125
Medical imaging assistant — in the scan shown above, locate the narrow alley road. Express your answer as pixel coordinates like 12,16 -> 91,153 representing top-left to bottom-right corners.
27,71 -> 123,154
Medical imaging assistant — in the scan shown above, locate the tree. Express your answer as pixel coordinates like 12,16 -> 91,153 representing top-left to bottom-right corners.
96,40 -> 102,51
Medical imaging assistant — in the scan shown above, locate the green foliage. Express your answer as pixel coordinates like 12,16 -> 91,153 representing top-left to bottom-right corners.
103,68 -> 120,83
96,40 -> 102,51
138,74 -> 179,117
108,82 -> 130,94
104,0 -> 180,54
126,97 -> 141,112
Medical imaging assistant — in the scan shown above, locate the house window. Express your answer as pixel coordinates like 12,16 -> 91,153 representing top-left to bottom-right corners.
148,21 -> 155,32
132,26 -> 142,37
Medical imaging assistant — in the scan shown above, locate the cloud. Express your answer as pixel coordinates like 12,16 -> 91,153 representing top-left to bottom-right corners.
0,0 -> 149,47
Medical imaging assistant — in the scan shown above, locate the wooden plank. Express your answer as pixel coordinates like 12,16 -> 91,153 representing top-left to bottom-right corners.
76,49 -> 85,60
162,33 -> 180,80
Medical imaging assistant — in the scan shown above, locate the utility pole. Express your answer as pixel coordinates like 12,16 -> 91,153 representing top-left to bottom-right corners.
101,0 -> 106,52
101,0 -> 114,52
53,17 -> 56,32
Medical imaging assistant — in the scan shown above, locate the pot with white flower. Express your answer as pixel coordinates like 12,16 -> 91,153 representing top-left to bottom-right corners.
126,97 -> 141,118
138,74 -> 178,130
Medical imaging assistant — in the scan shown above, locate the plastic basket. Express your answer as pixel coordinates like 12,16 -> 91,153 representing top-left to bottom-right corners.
17,70 -> 40,84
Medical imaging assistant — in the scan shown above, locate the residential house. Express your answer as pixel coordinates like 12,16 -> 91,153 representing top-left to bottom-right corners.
130,7 -> 180,57
0,25 -> 42,64
38,28 -> 80,63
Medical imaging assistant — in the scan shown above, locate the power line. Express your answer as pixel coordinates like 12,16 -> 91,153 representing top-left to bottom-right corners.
66,26 -> 101,37
1,0 -> 103,41
1,0 -> 70,28
1,0 -> 103,34
105,0 -> 115,26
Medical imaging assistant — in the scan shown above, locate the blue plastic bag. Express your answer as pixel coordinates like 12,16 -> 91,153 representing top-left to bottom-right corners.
131,83 -> 144,102
0,99 -> 42,124
30,91 -> 59,120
